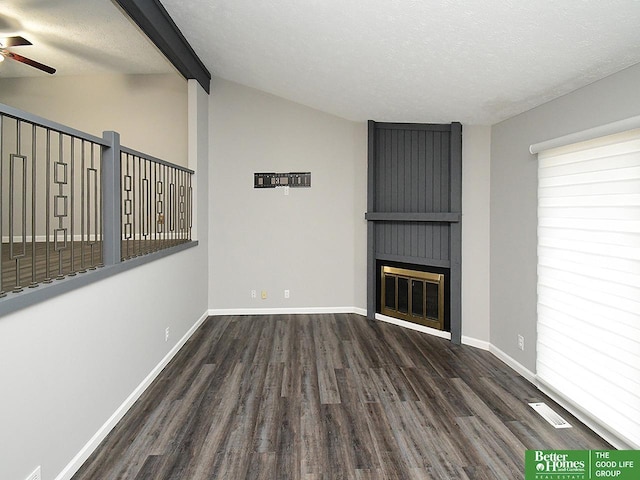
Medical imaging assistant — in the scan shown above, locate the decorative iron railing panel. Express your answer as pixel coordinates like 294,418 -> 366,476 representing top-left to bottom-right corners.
120,147 -> 193,261
0,109 -> 107,295
0,102 -> 194,301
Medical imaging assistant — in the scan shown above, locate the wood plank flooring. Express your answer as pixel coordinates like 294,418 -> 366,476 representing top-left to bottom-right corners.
71,314 -> 610,480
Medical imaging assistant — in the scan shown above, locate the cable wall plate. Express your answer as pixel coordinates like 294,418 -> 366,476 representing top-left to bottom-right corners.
254,172 -> 311,188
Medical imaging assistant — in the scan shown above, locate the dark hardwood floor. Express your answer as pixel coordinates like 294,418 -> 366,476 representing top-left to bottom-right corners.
71,314 -> 609,479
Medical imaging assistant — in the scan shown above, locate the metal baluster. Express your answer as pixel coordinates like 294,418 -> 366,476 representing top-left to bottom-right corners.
43,129 -> 52,283
10,120 -> 25,292
123,152 -> 129,260
170,168 -> 175,245
145,159 -> 151,254
69,136 -> 76,276
180,170 -> 186,240
178,170 -> 183,240
142,158 -> 146,254
0,114 -> 4,297
174,168 -> 178,244
162,163 -> 166,251
91,143 -> 104,270
133,153 -> 138,257
153,161 -> 157,251
80,139 -> 86,272
56,133 -> 64,279
188,170 -> 193,241
121,152 -> 125,260
90,141 -> 97,268
140,156 -> 144,255
29,124 -> 37,288
133,154 -> 137,256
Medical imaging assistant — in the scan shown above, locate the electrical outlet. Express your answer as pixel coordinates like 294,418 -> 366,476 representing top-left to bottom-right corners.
284,289 -> 290,299
518,334 -> 525,351
25,466 -> 41,480
261,290 -> 267,299
284,186 -> 290,196
251,290 -> 257,299
165,327 -> 170,342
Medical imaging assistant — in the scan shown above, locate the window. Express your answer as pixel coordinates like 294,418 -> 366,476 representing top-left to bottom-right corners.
536,128 -> 640,448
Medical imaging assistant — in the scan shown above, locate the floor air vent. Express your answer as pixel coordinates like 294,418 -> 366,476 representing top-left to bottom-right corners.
529,402 -> 572,429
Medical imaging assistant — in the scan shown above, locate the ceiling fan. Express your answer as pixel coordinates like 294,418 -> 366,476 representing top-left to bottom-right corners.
0,35 -> 56,74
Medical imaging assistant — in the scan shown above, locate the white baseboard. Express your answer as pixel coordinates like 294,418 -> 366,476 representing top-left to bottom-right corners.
374,313 -> 452,340
461,336 -> 490,351
208,306 -> 366,316
488,344 -> 536,384
55,310 -> 209,480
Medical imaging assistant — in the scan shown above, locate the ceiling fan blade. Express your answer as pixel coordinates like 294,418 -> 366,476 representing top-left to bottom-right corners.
5,52 -> 56,74
1,36 -> 32,47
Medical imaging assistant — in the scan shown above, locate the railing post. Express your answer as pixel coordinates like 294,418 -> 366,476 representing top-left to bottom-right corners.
102,131 -> 121,266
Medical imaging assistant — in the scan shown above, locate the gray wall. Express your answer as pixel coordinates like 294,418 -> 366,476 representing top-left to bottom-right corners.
0,81 -> 209,480
490,63 -> 640,372
461,125 -> 491,344
209,78 -> 367,311
0,73 -> 188,166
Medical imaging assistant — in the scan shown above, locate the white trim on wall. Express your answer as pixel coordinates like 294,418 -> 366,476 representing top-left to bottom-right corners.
374,313 -> 452,340
55,310 -> 210,480
489,344 -> 537,384
208,307 -> 367,317
461,336 -> 490,351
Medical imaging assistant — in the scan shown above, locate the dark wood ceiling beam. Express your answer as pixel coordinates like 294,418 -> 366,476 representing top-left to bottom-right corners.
114,0 -> 211,93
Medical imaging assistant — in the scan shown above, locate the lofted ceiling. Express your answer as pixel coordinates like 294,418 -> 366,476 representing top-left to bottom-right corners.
160,0 -> 640,124
2,1 -> 640,124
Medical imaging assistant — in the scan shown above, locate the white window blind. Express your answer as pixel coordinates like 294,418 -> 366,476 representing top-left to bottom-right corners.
537,128 -> 640,449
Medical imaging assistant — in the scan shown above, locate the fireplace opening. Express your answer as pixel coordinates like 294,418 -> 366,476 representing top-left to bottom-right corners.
376,260 -> 450,331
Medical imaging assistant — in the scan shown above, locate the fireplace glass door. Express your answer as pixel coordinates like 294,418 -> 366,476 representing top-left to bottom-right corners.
381,266 -> 444,330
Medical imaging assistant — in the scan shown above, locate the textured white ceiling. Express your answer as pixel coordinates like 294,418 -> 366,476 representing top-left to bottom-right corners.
160,0 -> 640,124
0,0 -> 173,78
2,1 -> 640,124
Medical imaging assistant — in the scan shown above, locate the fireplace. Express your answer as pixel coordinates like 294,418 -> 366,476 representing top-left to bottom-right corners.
380,265 -> 446,330
366,121 -> 461,342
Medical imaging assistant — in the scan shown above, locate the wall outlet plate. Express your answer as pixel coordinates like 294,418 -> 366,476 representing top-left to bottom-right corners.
261,290 -> 267,299
284,289 -> 290,298
251,290 -> 257,299
165,327 -> 170,342
518,334 -> 525,351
